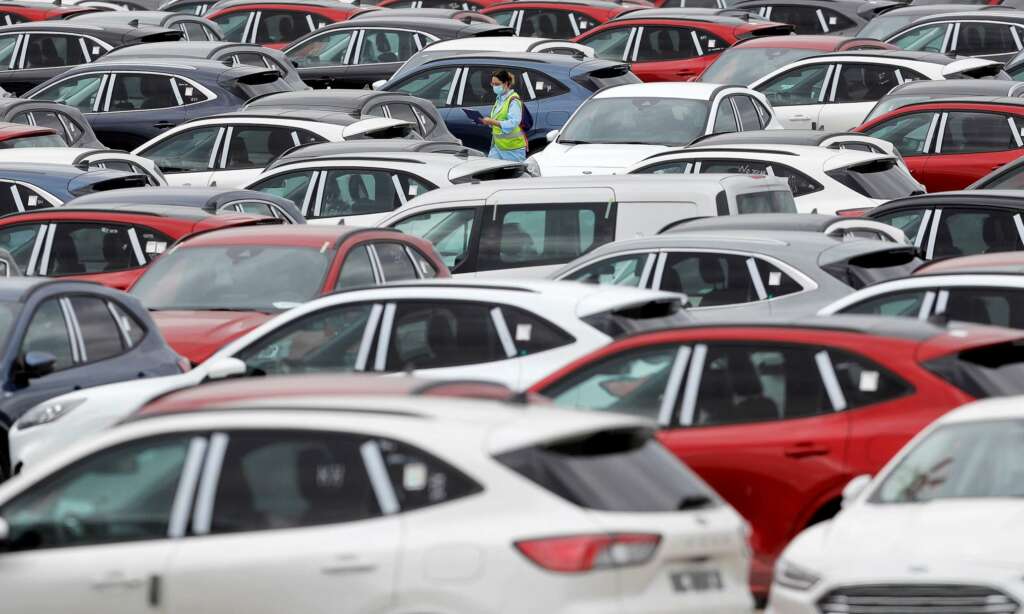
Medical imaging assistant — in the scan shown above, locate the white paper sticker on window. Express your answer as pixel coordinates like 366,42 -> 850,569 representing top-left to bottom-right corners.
515,323 -> 532,342
828,16 -> 837,25
535,81 -> 545,89
707,39 -> 717,48
859,370 -> 879,392
408,184 -> 419,197
403,462 -> 428,491
768,271 -> 781,286
26,195 -> 38,208
92,46 -> 100,55
145,241 -> 167,254
185,87 -> 194,96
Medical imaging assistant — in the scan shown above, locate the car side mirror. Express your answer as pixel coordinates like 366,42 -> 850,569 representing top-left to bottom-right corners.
371,80 -> 387,91
18,351 -> 55,380
546,129 -> 559,143
203,357 -> 247,382
841,474 -> 872,508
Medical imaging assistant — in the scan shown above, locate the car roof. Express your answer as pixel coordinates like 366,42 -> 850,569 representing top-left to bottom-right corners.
70,10 -> 184,24
107,40 -> 257,59
244,89 -> 395,113
889,96 -> 1024,110
877,3 -> 971,15
176,224 -> 399,249
904,9 -> 1024,23
411,50 -> 591,67
269,151 -> 490,172
83,57 -> 241,75
667,213 -> 855,234
321,15 -> 505,34
211,109 -> 361,126
65,187 -> 294,210
595,81 -> 725,100
56,203 -> 226,220
914,252 -> 1024,276
935,396 -> 1024,425
732,34 -> 871,48
0,21 -> 163,36
690,129 -> 863,147
0,161 -> 93,179
487,0 -> 629,9
607,7 -> 779,26
884,78 -> 1024,97
807,49 -> 960,64
642,143 -> 888,166
273,140 -> 481,165
209,0 -> 367,11
872,190 -> 1024,213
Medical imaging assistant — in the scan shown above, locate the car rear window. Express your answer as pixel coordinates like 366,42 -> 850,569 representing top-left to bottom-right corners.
573,65 -> 641,91
736,189 -> 798,214
822,248 -> 923,290
925,341 -> 1024,398
826,159 -> 922,201
496,428 -> 717,512
582,298 -> 690,338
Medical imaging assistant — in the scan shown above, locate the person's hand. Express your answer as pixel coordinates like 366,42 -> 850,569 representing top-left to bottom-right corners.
481,117 -> 499,127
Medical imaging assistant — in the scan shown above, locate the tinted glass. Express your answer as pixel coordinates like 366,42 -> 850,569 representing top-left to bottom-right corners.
636,26 -> 698,61
564,253 -> 649,287
358,29 -> 419,64
713,98 -> 739,133
109,300 -> 145,347
500,306 -> 573,355
32,74 -> 104,113
890,23 -> 948,53
863,112 -> 934,156
374,242 -> 417,281
387,301 -> 505,369
249,170 -> 314,210
833,64 -> 900,103
392,208 -> 476,269
254,9 -> 319,45
407,247 -> 438,279
559,97 -> 709,146
941,112 -> 1016,153
483,204 -> 614,270
700,47 -> 819,86
956,22 -> 1019,56
766,4 -> 824,34
757,63 -> 829,107
224,126 -> 319,169
23,34 -> 87,69
932,209 -> 1022,258
379,438 -> 480,511
826,159 -> 921,200
108,74 -> 178,111
139,126 -> 219,173
944,287 -> 1024,328
320,170 -> 400,218
22,298 -> 73,371
841,289 -> 928,317
70,296 -> 125,362
582,26 -> 631,60
289,29 -> 352,66
391,68 -> 457,107
736,190 -> 799,213
518,9 -> 578,38
660,252 -> 757,307
336,244 -> 376,288
733,95 -> 762,130
48,223 -> 138,275
831,349 -> 911,409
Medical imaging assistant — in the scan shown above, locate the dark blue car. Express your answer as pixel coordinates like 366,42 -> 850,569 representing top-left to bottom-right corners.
379,51 -> 638,151
0,278 -> 183,474
25,58 -> 295,150
0,163 -> 148,212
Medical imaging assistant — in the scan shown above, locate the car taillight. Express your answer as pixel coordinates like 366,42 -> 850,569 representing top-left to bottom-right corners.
836,208 -> 870,217
515,533 -> 660,573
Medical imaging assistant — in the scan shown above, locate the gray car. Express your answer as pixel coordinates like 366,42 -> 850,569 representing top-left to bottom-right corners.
863,78 -> 1024,123
551,228 -> 922,320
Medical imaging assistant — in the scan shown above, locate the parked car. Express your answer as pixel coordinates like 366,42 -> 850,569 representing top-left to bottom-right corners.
0,148 -> 167,186
409,33 -> 594,56
65,186 -> 306,223
530,315 -> 1024,597
627,145 -> 922,214
863,77 -> 1024,123
532,82 -> 780,176
968,148 -> 1024,187
160,0 -> 215,14
734,0 -> 900,35
284,16 -> 512,89
266,139 -> 485,168
103,40 -> 309,90
0,22 -> 183,96
0,278 -> 184,474
856,98 -> 1024,191
245,151 -> 527,225
751,51 -> 1007,131
697,34 -> 896,86
0,0 -> 102,23
353,7 -> 500,24
26,58 -> 294,150
866,191 -> 1024,259
688,128 -> 903,159
0,384 -> 754,614
1004,47 -> 1024,79
820,252 -> 1024,327
133,111 -> 412,188
0,97 -> 104,148
206,0 -> 379,48
665,211 -> 911,242
375,174 -> 795,276
884,10 -> 1024,62
553,226 -> 921,320
69,9 -> 225,41
575,9 -> 793,82
0,162 -> 147,210
0,204 -> 278,289
380,51 -> 638,151
0,122 -> 63,148
482,0 -> 639,37
857,3 -> 985,40
243,89 -> 457,142
377,0 -> 505,9
128,225 -> 449,363
769,395 -> 1024,614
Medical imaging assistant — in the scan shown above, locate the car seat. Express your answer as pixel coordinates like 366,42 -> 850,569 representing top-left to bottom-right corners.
102,232 -> 133,272
695,362 -> 733,425
652,30 -> 676,56
274,15 -> 297,43
944,292 -> 993,325
425,312 -> 458,364
296,447 -> 375,524
839,66 -> 869,102
209,453 -> 265,532
140,77 -> 174,110
227,137 -> 251,167
346,174 -> 378,214
931,218 -> 961,257
49,237 -> 84,274
376,36 -> 398,63
729,351 -> 778,421
110,79 -> 136,111
961,23 -> 985,54
982,214 -> 1017,252
499,222 -> 537,262
963,114 -> 1013,152
265,129 -> 295,163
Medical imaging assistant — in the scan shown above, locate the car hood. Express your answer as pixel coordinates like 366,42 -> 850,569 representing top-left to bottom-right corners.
539,143 -> 667,174
816,500 -> 1024,573
152,310 -> 275,365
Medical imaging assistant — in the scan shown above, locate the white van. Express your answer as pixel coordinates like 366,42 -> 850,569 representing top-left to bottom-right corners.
375,173 -> 794,277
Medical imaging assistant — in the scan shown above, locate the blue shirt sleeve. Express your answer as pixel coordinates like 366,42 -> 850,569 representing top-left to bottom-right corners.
498,98 -> 522,133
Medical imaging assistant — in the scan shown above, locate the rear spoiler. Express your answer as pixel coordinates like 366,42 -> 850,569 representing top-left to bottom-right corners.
449,159 -> 527,184
219,66 -> 282,88
737,24 -> 794,38
69,173 -> 149,196
942,57 -> 1006,79
819,243 -> 921,289
342,117 -> 416,140
470,26 -> 515,36
855,1 -> 901,20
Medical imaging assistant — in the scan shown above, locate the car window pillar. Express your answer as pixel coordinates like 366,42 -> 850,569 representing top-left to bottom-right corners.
207,126 -> 227,171
925,208 -> 943,259
373,302 -> 397,372
190,432 -> 227,536
679,342 -> 707,426
658,345 -> 691,427
365,244 -> 385,283
351,29 -> 365,64
100,73 -> 115,113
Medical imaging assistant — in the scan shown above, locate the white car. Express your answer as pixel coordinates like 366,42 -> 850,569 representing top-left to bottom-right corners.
9,279 -> 688,471
0,390 -> 754,614
421,35 -> 594,56
243,151 -> 527,225
626,144 -> 923,214
0,147 -> 167,186
750,50 -> 1005,131
768,395 -> 1024,614
133,113 -> 411,188
529,82 -> 783,176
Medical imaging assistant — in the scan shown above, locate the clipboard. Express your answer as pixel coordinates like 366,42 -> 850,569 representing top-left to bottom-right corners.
463,108 -> 484,124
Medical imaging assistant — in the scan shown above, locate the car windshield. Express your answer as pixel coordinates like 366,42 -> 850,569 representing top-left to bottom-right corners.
0,134 -> 67,149
826,159 -> 922,200
873,419 -> 1024,503
857,14 -> 915,41
558,97 -> 709,146
865,95 -> 929,122
131,245 -> 333,312
699,48 -> 821,86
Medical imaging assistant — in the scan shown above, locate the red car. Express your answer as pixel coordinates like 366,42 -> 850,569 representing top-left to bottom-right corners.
0,122 -> 65,148
376,0 -> 506,9
207,0 -> 378,48
128,225 -> 449,364
575,9 -> 793,81
482,0 -> 637,38
0,0 -> 99,23
0,205 -> 276,290
856,98 -> 1024,192
529,316 -> 1024,598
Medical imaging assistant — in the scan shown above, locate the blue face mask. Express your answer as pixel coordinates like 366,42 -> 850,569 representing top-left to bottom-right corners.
492,85 -> 505,96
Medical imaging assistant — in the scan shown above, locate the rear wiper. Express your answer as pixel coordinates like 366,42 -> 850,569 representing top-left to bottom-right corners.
677,494 -> 714,510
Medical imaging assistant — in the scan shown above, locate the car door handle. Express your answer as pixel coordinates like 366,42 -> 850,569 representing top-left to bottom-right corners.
91,572 -> 146,590
784,442 -> 830,459
321,555 -> 377,575
789,114 -> 812,121
152,121 -> 174,129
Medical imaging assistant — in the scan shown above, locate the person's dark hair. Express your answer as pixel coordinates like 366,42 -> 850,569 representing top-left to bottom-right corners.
491,69 -> 516,87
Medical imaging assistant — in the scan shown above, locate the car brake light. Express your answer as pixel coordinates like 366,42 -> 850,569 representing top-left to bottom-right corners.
836,208 -> 870,217
515,533 -> 660,573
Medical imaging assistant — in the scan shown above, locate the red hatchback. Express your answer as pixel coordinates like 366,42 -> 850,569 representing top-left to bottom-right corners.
0,122 -> 65,148
376,0 -> 505,9
576,9 -> 792,81
856,98 -> 1024,192
128,225 -> 448,364
207,0 -> 378,48
482,0 -> 637,38
0,205 -> 275,290
530,316 -> 1024,598
0,0 -> 99,23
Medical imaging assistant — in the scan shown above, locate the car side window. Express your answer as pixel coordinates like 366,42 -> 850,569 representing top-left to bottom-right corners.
254,9 -> 319,45
319,170 -> 402,219
872,208 -> 929,244
732,95 -> 762,131
819,8 -> 854,32
0,13 -> 25,25
180,21 -> 209,41
236,303 -> 374,375
57,112 -> 84,143
841,289 -> 929,317
12,111 -> 68,144
932,208 -> 1023,258
22,34 -> 88,69
524,69 -> 567,100
288,29 -> 353,67
830,349 -> 911,410
764,4 -> 822,34
462,65 -> 517,106
139,126 -> 220,174
0,223 -> 43,271
31,74 -> 105,113
582,26 -> 633,61
336,244 -> 376,289
108,300 -> 146,347
956,22 -> 1020,56
249,170 -> 316,213
757,63 -> 829,107
696,158 -> 770,175
765,163 -> 823,197
384,103 -> 421,132
563,253 -> 651,287
636,26 -> 698,61
358,29 -> 421,64
543,345 -> 683,420
0,436 -> 193,551
391,67 -> 458,108
47,222 -> 142,275
943,287 -> 1024,328
0,183 -> 52,215
208,431 -> 381,534
21,298 -> 74,371
862,112 -> 935,156
518,9 -> 578,38
941,111 -> 1017,154
230,52 -> 269,67
70,295 -> 127,363
659,252 -> 759,307
378,438 -> 480,511
222,126 -> 323,170
407,247 -> 438,279
107,74 -> 180,111
694,28 -> 726,54
753,258 -> 802,298
833,64 -> 900,103
374,242 -> 418,282
889,23 -> 948,53
392,208 -> 478,270
713,98 -> 739,133
410,104 -> 437,134
212,10 -> 251,42
480,204 -> 616,271
981,161 -> 1024,188
386,301 -> 506,370
499,306 -> 573,355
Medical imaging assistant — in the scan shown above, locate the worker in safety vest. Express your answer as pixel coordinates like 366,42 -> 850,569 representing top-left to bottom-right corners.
479,69 -> 527,162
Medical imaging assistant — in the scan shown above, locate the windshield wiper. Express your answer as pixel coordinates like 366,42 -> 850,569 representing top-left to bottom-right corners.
557,139 -> 592,145
677,494 -> 714,510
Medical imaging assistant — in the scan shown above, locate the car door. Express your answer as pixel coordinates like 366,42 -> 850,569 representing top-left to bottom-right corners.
517,8 -> 582,39
860,110 -> 939,186
653,250 -> 778,319
0,434 -> 203,612
629,25 -> 717,82
385,66 -> 460,141
928,110 -> 1023,191
246,168 -> 318,221
4,33 -> 104,96
313,168 -> 435,226
212,124 -> 325,188
819,63 -> 917,131
453,64 -> 545,153
136,124 -> 222,187
869,206 -> 934,252
559,251 -> 659,288
5,296 -> 83,417
26,71 -> 107,120
757,4 -> 827,34
345,28 -> 435,89
162,430 -> 401,614
287,27 -> 355,88
755,62 -> 830,129
35,221 -> 153,289
578,24 -> 635,64
252,9 -> 326,49
950,20 -> 1024,62
886,21 -> 951,53
922,206 -> 1024,259
96,72 -> 192,151
388,206 -> 483,275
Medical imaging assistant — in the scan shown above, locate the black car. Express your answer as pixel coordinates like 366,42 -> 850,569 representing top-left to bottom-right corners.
0,162 -> 148,208
864,78 -> 1024,123
285,16 -> 512,89
104,40 -> 309,90
68,10 -> 225,42
65,186 -> 307,223
244,89 -> 459,142
353,8 -> 499,24
83,0 -> 172,10
268,139 -> 484,171
857,4 -> 972,40
0,97 -> 104,147
884,11 -> 1024,62
26,58 -> 294,150
733,0 -> 900,35
0,22 -> 183,96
